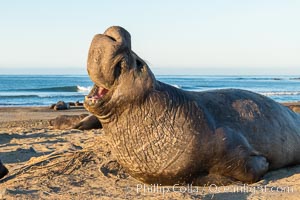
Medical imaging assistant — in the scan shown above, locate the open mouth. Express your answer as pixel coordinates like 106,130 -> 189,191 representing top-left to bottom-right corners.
85,85 -> 109,104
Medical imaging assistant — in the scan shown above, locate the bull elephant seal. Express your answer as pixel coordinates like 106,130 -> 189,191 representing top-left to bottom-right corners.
49,114 -> 102,130
84,26 -> 300,185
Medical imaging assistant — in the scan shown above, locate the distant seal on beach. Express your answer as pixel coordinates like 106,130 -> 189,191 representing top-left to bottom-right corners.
49,114 -> 102,130
0,159 -> 8,179
84,26 -> 300,185
51,101 -> 70,110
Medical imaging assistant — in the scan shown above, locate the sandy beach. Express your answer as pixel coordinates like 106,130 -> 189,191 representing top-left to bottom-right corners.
0,105 -> 300,200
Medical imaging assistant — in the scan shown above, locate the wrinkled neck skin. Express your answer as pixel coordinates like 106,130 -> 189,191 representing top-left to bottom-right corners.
93,70 -> 212,184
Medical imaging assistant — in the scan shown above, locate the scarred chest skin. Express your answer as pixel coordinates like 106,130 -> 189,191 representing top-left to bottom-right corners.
102,82 -> 214,184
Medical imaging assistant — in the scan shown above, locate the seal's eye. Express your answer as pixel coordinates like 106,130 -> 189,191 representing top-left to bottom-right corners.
114,60 -> 122,79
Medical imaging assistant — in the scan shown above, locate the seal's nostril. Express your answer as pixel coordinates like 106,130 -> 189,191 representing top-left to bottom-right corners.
104,26 -> 132,50
107,35 -> 117,42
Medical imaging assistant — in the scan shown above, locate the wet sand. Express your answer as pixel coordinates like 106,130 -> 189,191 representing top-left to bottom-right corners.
0,105 -> 300,199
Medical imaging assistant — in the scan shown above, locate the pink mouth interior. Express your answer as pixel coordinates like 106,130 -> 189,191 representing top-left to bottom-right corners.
93,87 -> 109,99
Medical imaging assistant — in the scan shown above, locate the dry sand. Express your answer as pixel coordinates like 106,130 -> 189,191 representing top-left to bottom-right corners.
0,106 -> 300,200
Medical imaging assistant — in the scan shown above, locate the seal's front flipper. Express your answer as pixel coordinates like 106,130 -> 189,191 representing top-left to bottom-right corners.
209,127 -> 269,183
239,155 -> 269,183
221,154 -> 269,184
194,155 -> 269,185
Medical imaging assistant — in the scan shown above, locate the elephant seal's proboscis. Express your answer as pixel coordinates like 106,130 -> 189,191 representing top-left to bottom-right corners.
84,26 -> 300,185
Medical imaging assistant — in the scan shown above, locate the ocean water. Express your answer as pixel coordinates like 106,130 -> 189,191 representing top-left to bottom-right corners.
0,75 -> 300,106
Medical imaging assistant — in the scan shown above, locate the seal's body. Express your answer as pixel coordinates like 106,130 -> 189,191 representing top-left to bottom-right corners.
49,114 -> 102,130
84,26 -> 300,185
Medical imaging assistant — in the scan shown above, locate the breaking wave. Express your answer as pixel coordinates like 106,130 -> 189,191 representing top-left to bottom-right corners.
5,85 -> 92,92
260,91 -> 300,96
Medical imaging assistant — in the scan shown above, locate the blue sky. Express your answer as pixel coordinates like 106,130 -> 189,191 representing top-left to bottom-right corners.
0,0 -> 299,75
